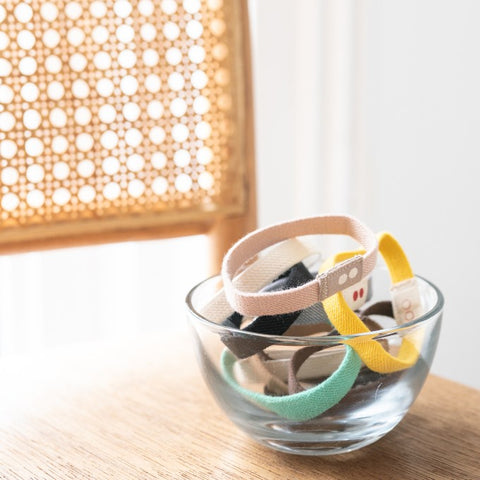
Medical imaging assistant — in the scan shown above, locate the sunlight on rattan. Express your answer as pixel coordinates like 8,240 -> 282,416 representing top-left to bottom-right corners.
0,0 -> 240,227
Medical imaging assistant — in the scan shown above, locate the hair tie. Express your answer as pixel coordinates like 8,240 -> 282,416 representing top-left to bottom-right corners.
220,345 -> 361,421
288,309 -> 388,395
321,232 -> 424,373
221,215 -> 378,317
199,237 -> 317,322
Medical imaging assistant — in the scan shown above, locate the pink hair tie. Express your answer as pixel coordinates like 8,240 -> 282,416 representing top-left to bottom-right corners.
221,214 -> 378,317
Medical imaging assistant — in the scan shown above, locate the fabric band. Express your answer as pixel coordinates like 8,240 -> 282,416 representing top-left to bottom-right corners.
198,223 -> 420,419
378,233 -> 423,324
221,345 -> 361,421
199,238 -> 317,322
197,238 -> 322,361
222,263 -> 327,358
288,313 -> 387,394
223,261 -> 372,358
222,306 -> 390,420
232,306 -> 387,397
321,232 -> 423,373
221,215 -> 378,317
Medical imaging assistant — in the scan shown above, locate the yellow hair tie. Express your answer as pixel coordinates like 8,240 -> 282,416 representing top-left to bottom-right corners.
321,232 -> 423,374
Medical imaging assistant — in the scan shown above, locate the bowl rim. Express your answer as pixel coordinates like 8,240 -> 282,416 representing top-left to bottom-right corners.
185,272 -> 444,346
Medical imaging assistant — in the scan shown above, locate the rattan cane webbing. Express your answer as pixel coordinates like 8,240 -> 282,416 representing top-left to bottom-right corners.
0,0 -> 249,248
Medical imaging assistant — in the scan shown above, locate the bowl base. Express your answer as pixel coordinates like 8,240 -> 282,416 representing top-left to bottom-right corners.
246,413 -> 404,456
257,433 -> 384,456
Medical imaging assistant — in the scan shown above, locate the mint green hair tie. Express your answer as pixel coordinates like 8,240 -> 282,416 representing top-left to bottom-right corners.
221,345 -> 361,421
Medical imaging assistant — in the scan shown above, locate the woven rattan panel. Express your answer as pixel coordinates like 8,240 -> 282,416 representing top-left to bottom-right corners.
0,0 -> 248,247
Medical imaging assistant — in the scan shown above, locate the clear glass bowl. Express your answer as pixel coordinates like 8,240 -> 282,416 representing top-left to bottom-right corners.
185,267 -> 443,456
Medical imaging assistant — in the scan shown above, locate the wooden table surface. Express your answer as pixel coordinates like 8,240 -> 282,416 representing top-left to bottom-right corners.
0,325 -> 479,480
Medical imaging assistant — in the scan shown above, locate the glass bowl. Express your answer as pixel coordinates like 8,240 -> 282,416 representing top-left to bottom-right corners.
185,267 -> 443,456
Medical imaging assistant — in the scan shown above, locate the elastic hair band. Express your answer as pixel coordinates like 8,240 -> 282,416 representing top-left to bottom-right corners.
224,259 -> 372,359
288,312 -> 387,394
221,345 -> 361,421
199,238 -> 317,322
232,305 -> 387,396
221,215 -> 378,317
222,263 -> 328,358
321,232 -> 424,373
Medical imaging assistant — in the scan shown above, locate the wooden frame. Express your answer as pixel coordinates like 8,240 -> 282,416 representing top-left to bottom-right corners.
208,0 -> 257,273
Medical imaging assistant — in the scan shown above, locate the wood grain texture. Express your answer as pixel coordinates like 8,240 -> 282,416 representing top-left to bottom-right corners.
0,326 -> 479,480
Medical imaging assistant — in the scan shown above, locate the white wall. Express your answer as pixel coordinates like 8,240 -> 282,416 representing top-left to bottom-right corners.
253,0 -> 480,388
0,236 -> 209,355
358,0 -> 480,388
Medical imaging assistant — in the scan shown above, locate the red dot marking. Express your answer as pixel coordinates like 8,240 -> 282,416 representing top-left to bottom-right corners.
353,290 -> 358,301
360,288 -> 364,298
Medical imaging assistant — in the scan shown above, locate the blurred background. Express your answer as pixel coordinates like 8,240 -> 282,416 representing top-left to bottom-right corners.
253,0 -> 480,388
0,0 -> 478,389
